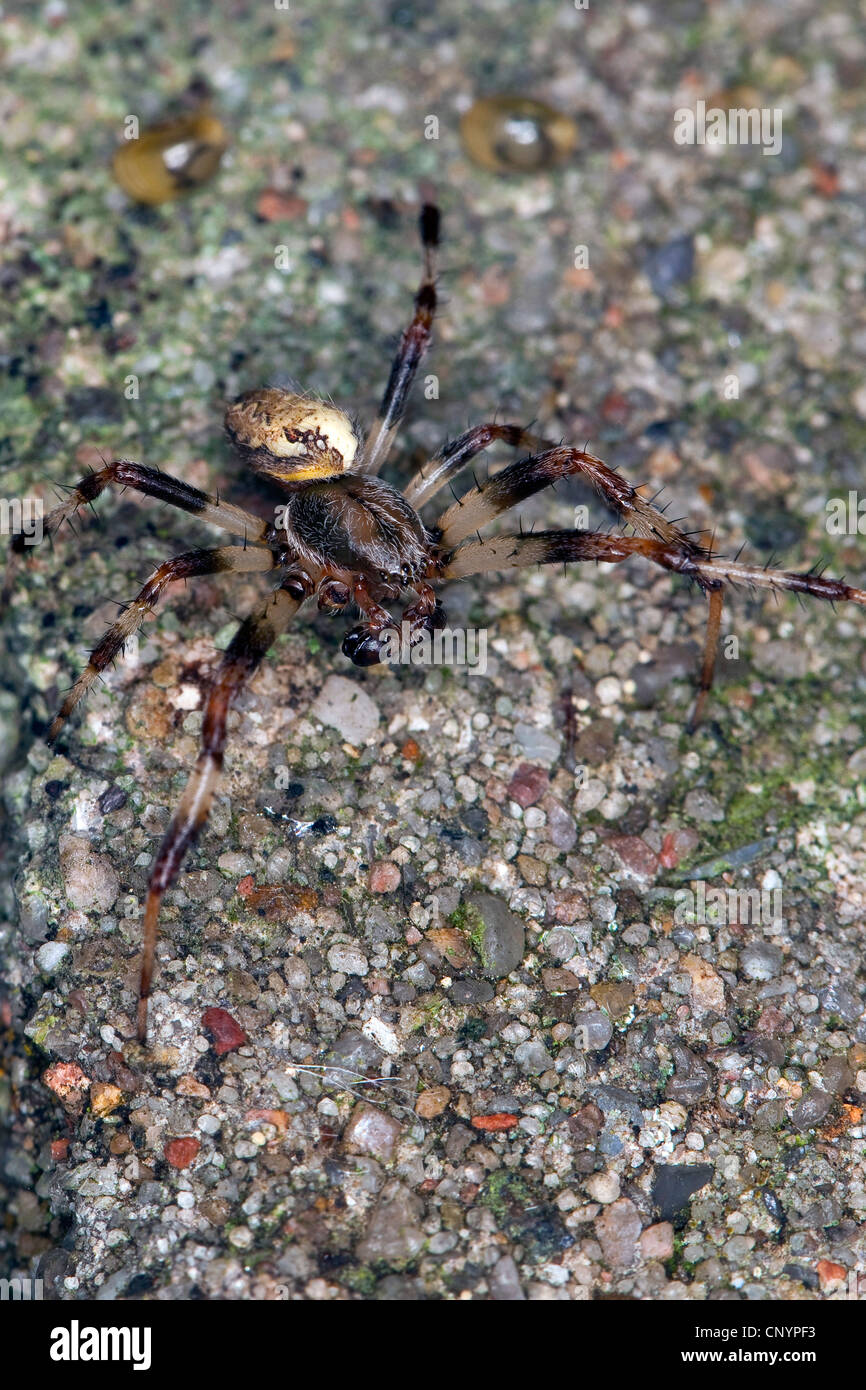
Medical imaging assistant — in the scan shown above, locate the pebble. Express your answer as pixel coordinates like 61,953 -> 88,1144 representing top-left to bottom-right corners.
790,1088 -> 833,1131
450,978 -> 494,1004
90,1082 -> 123,1118
514,1040 -> 553,1074
43,1061 -> 90,1110
327,944 -> 369,975
228,1225 -> 253,1250
541,797 -> 577,851
584,1172 -> 620,1204
681,954 -> 726,1012
640,1221 -> 674,1260
356,1184 -> 425,1264
415,1086 -> 451,1119
58,835 -> 119,912
368,860 -> 400,893
201,1007 -> 248,1056
488,1254 -> 525,1301
595,1197 -> 642,1269
605,835 -> 658,881
651,1163 -> 714,1220
666,1044 -> 711,1104
309,675 -> 380,743
645,234 -> 695,297
463,891 -> 525,978
820,1056 -> 853,1095
35,941 -> 70,973
573,1010 -> 613,1051
506,763 -> 549,808
544,927 -> 579,960
343,1104 -> 402,1161
683,790 -> 725,823
595,676 -> 622,706
590,981 -> 634,1021
164,1137 -> 200,1170
820,980 -> 861,1023
816,1259 -> 847,1293
699,243 -> 748,300
542,967 -> 580,992
514,722 -> 561,765
740,942 -> 783,981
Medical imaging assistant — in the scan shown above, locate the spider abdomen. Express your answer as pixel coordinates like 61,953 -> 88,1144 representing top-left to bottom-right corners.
277,474 -> 430,582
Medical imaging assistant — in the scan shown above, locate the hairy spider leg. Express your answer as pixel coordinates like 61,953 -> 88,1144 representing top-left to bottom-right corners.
137,578 -> 306,1042
357,202 -> 439,475
2,459 -> 272,608
47,546 -> 280,741
403,423 -> 553,511
435,444 -> 708,553
442,529 -> 866,726
688,584 -> 725,733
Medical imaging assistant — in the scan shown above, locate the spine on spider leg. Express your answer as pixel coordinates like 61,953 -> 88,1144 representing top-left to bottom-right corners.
136,586 -> 302,1043
136,657 -> 250,1043
46,547 -> 278,743
693,554 -> 866,606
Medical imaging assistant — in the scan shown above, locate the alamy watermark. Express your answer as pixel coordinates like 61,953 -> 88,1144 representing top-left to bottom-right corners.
379,620 -> 487,674
0,1276 -> 43,1300
0,496 -> 43,545
826,492 -> 866,535
674,100 -> 783,157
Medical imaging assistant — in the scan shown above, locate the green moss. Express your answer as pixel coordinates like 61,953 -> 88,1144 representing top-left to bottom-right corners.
29,1014 -> 59,1046
449,899 -> 487,963
479,1168 -> 532,1223
341,1265 -> 378,1296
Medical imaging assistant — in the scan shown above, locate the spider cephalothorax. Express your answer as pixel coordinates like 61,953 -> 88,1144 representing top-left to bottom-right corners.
229,385 -> 443,661
7,199 -> 866,1043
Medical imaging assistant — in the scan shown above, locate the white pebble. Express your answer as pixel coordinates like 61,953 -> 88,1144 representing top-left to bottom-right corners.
35,941 -> 69,973
595,676 -> 622,706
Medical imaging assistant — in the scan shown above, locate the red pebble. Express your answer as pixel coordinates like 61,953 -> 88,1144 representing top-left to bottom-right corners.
659,832 -> 679,869
164,1136 -> 200,1170
201,1006 -> 248,1055
51,1139 -> 70,1161
506,763 -> 549,809
471,1113 -> 519,1132
605,834 -> 659,881
368,861 -> 401,893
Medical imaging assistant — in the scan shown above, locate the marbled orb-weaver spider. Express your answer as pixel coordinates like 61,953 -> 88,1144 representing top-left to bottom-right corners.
9,201 -> 866,1043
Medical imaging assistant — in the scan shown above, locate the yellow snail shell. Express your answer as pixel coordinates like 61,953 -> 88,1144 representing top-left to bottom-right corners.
460,95 -> 577,174
112,108 -> 228,205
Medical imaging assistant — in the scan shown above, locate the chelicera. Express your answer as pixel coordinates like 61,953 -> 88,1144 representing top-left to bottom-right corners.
9,201 -> 866,1044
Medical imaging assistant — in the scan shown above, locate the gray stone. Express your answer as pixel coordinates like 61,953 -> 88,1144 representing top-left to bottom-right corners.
514,722 -> 561,765
464,891 -> 525,979
309,675 -> 380,744
740,942 -> 783,981
356,1182 -> 425,1265
514,1040 -> 553,1074
489,1254 -> 526,1300
790,1088 -> 833,1131
665,1043 -> 712,1104
683,790 -> 725,823
573,1009 -> 613,1051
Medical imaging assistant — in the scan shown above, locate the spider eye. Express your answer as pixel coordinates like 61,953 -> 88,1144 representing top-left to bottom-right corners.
225,388 -> 359,482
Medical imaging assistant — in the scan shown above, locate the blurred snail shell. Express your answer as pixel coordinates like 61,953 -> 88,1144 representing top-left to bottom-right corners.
112,108 -> 228,205
460,95 -> 577,174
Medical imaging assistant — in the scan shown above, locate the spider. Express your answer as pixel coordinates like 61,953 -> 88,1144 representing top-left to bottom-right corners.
8,199 -> 866,1045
